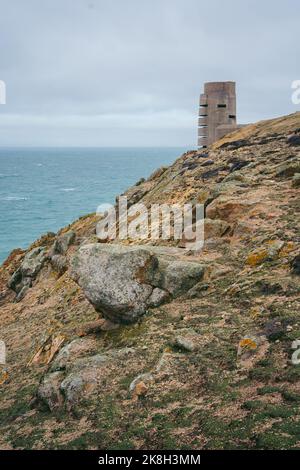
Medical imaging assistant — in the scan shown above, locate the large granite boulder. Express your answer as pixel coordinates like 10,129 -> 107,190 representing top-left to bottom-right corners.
71,244 -> 205,324
71,244 -> 158,324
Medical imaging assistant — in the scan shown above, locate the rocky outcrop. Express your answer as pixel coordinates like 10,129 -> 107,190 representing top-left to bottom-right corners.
49,230 -> 76,275
206,197 -> 256,223
37,347 -> 135,410
71,244 -> 205,324
8,246 -> 47,301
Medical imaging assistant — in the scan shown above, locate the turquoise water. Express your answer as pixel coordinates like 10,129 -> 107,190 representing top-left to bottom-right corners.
0,147 -> 188,264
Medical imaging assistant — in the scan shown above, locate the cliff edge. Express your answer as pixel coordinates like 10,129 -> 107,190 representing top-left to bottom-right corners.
0,112 -> 300,449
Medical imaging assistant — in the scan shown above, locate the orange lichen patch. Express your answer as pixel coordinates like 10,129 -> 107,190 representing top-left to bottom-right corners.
246,240 -> 285,266
28,334 -> 65,366
239,338 -> 258,351
246,249 -> 268,266
278,241 -> 296,258
134,381 -> 148,397
250,307 -> 263,319
0,370 -> 9,385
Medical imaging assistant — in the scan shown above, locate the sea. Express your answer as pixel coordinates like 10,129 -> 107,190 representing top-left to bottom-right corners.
0,147 -> 189,264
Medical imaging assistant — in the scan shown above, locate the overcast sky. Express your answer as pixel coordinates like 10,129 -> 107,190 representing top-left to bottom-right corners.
0,0 -> 299,147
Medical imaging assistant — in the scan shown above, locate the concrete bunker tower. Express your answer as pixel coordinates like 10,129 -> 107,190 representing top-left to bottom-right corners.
198,81 -> 237,148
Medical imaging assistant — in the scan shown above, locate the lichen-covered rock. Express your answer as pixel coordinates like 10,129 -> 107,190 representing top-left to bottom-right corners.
8,246 -> 47,300
178,218 -> 230,248
50,254 -> 68,275
292,173 -> 300,188
237,335 -> 269,369
50,337 -> 97,371
155,259 -> 204,297
38,347 -> 135,410
147,287 -> 170,308
20,246 -> 47,278
173,328 -> 200,352
71,244 -> 205,323
246,240 -> 284,266
275,160 -> 300,178
15,284 -> 30,303
149,166 -> 167,181
49,231 -> 76,274
204,218 -> 230,238
71,244 -> 157,324
37,371 -> 64,411
206,197 -> 256,223
129,373 -> 154,395
50,231 -> 76,256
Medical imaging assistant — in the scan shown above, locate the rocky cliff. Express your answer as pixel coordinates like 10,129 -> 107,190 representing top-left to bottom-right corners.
0,112 -> 300,449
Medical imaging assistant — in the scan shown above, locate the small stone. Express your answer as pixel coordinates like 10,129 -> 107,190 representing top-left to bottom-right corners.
172,328 -> 200,352
237,336 -> 258,357
292,173 -> 300,188
174,336 -> 196,352
129,373 -> 153,395
237,334 -> 269,369
287,134 -> 300,146
147,288 -> 169,308
77,318 -> 119,336
37,371 -> 64,411
292,340 -> 300,350
15,285 -> 30,303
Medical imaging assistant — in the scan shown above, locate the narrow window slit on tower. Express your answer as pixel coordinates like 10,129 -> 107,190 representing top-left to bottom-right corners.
217,104 -> 226,108
229,114 -> 236,119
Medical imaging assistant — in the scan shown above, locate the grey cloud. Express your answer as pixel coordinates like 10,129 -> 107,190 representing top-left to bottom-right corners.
0,0 -> 299,146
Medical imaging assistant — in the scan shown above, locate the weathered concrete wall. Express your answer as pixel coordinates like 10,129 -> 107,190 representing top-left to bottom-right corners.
198,81 -> 237,148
